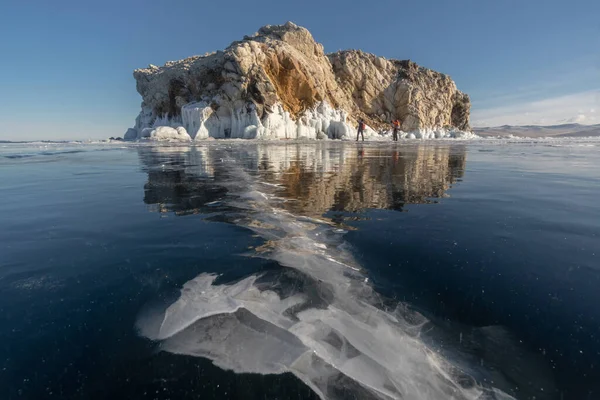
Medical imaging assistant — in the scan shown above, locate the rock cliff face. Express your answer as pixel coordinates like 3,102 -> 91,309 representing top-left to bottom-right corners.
328,52 -> 471,131
126,22 -> 471,140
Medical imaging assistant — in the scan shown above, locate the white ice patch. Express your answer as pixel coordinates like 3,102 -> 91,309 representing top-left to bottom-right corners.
136,165 -> 515,400
258,104 -> 299,139
182,102 -> 262,139
126,101 -> 365,141
134,104 -> 154,133
125,100 -> 478,142
140,126 -> 191,141
410,128 -> 479,140
377,127 -> 479,141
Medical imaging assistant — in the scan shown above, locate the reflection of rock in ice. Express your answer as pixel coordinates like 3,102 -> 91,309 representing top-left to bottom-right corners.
136,157 -> 542,400
137,143 -> 467,217
138,146 -> 224,215
139,145 -> 214,178
252,143 -> 467,215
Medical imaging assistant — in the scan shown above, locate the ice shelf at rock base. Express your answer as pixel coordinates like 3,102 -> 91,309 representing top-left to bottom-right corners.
125,101 -> 371,141
380,127 -> 480,140
125,100 -> 478,142
143,126 -> 192,141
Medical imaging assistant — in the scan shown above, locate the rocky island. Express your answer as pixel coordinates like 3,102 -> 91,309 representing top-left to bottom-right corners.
125,22 -> 471,141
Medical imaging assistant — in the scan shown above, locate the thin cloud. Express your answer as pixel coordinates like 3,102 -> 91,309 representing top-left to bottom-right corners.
567,114 -> 587,123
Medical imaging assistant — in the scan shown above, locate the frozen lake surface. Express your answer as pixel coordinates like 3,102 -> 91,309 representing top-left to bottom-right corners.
1,139 -> 599,399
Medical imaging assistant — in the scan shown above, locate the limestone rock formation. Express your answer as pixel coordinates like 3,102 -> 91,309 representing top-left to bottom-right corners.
126,22 -> 471,140
328,51 -> 471,131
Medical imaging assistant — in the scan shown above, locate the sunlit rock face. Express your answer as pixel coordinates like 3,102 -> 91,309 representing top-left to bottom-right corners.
126,22 -> 470,140
328,52 -> 471,132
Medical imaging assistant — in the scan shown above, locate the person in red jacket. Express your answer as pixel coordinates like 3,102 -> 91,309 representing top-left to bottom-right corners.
356,119 -> 366,141
392,119 -> 401,141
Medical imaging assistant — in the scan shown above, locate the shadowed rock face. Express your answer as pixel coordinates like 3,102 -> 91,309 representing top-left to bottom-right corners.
451,92 -> 471,131
131,22 -> 470,137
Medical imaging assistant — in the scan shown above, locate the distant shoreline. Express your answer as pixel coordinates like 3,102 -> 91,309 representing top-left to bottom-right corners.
474,123 -> 600,138
3,123 -> 600,142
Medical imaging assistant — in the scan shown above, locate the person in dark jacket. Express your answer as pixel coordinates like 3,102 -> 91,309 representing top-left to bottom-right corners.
392,119 -> 400,141
356,119 -> 365,141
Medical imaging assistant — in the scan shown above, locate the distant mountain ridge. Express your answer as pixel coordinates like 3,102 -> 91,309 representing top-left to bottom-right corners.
473,123 -> 600,138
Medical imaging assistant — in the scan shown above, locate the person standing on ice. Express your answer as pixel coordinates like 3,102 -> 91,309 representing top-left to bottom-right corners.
392,119 -> 401,141
356,119 -> 366,142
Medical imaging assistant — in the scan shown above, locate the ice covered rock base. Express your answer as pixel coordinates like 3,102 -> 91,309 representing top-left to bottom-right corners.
125,22 -> 473,141
126,101 -> 361,141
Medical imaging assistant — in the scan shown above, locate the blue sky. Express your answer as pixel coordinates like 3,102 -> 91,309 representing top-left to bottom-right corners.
0,0 -> 598,140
